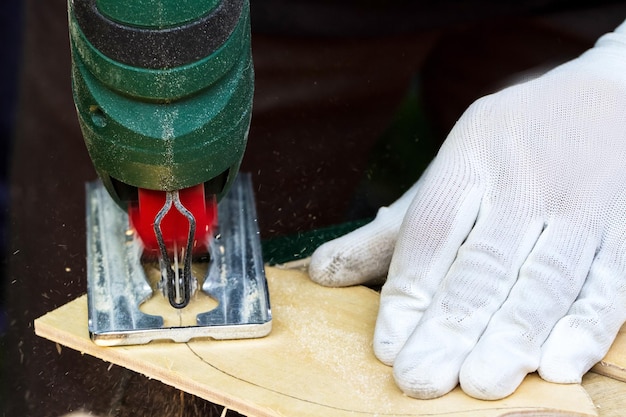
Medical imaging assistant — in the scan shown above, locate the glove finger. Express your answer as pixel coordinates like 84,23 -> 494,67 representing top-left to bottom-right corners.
460,222 -> 598,400
539,243 -> 626,383
387,204 -> 543,399
373,152 -> 484,367
308,174 -> 423,287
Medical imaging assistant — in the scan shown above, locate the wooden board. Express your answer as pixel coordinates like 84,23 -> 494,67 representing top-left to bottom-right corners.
35,267 -> 599,417
582,372 -> 626,417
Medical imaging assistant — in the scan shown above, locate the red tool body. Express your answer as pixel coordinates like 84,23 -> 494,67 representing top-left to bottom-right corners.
129,186 -> 218,257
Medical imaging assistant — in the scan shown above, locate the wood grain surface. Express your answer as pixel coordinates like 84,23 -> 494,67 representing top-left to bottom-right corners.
34,267 -> 608,417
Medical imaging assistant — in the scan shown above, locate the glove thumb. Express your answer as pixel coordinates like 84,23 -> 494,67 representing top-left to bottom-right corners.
309,180 -> 421,287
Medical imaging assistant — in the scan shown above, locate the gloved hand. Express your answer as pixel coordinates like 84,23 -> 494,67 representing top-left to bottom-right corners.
309,21 -> 626,400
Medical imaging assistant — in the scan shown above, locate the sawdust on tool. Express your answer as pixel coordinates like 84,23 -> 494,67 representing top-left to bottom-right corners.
139,261 -> 218,327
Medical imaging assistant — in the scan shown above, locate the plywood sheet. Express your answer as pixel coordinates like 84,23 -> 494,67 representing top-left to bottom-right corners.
35,267 -> 598,417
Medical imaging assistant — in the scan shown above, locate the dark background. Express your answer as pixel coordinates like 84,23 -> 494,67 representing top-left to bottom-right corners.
2,1 -> 626,415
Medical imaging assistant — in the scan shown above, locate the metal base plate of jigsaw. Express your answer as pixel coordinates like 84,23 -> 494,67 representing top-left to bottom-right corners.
86,174 -> 272,346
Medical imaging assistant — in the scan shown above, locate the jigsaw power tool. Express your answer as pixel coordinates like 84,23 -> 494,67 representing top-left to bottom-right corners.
68,0 -> 271,345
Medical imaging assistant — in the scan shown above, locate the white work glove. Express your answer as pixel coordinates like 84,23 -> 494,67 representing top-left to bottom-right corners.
310,20 -> 626,400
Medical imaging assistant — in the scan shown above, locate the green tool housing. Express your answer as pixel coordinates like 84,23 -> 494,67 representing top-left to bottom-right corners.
68,0 -> 254,205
